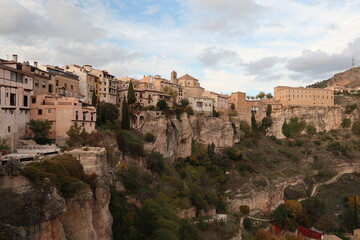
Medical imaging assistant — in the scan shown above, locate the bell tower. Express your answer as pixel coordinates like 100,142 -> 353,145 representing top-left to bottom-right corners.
171,70 -> 177,84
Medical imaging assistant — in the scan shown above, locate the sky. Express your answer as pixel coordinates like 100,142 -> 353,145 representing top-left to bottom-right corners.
1,0 -> 360,96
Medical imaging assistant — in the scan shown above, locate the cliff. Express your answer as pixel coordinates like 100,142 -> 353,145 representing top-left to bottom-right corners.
0,148 -> 112,240
267,106 -> 346,139
137,112 -> 241,158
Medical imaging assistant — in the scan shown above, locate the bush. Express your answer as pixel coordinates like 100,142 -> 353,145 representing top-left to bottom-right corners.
240,121 -> 252,138
144,132 -> 156,143
116,130 -> 144,157
352,120 -> 360,135
243,218 -> 252,230
146,151 -> 165,175
282,118 -> 307,138
306,125 -> 317,135
345,104 -> 357,114
261,116 -> 273,128
341,118 -> 352,128
240,205 -> 250,215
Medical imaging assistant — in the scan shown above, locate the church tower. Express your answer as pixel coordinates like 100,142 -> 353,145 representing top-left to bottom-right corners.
171,70 -> 177,84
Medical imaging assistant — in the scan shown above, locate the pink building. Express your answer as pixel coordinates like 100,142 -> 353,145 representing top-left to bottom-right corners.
30,95 -> 96,143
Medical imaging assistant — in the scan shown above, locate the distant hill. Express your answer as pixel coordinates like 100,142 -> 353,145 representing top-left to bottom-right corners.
307,66 -> 360,89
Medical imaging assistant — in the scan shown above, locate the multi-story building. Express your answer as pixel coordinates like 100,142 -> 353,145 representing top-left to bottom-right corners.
21,61 -> 55,96
177,74 -> 204,99
274,86 -> 334,107
30,95 -> 96,143
201,91 -> 229,112
84,66 -> 117,104
118,87 -> 174,108
0,55 -> 34,149
188,97 -> 214,116
63,64 -> 100,105
40,65 -> 80,98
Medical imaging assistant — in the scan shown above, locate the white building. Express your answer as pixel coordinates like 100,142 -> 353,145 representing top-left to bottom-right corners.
201,91 -> 229,112
188,97 -> 214,116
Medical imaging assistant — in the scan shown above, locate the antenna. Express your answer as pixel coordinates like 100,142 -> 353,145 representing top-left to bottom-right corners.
352,56 -> 355,68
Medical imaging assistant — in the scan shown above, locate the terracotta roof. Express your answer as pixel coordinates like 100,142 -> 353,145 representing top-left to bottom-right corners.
178,74 -> 198,81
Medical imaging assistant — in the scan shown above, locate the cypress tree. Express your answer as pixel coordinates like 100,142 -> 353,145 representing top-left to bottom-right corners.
251,113 -> 257,129
127,81 -> 136,105
91,90 -> 97,106
121,96 -> 130,130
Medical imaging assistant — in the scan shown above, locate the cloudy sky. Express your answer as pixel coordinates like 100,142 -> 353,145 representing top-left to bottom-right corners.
1,0 -> 360,95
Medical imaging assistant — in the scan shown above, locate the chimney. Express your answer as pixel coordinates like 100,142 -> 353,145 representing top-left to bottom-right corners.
34,61 -> 38,68
12,54 -> 18,62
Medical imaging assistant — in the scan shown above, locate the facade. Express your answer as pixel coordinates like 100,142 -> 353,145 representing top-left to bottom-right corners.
84,67 -> 117,104
201,91 -> 229,112
118,88 -> 174,108
188,97 -> 214,116
177,74 -> 204,99
21,61 -> 54,96
30,95 -> 96,143
40,65 -> 80,98
64,64 -> 100,105
0,55 -> 34,149
274,86 -> 334,107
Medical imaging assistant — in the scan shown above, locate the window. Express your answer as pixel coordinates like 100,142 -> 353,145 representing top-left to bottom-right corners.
48,109 -> 51,113
32,98 -> 36,104
10,93 -> 16,106
56,80 -> 59,86
64,83 -> 67,88
71,84 -> 74,90
8,126 -> 10,133
10,72 -> 17,81
76,111 -> 79,120
42,82 -> 46,88
35,80 -> 39,87
23,95 -> 28,107
38,109 -> 43,115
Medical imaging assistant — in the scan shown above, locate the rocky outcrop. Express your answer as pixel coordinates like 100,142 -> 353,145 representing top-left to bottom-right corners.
267,106 -> 345,139
0,148 -> 112,240
139,112 -> 241,158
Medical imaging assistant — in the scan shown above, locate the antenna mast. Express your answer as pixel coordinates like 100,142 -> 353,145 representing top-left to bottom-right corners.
352,56 -> 355,68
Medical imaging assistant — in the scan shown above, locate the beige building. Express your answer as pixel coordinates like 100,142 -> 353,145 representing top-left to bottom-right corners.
84,66 -> 117,104
188,97 -> 214,116
21,61 -> 55,96
64,64 -> 100,105
274,86 -> 334,107
30,95 -> 96,143
0,55 -> 34,149
178,74 -> 204,99
201,91 -> 229,112
40,65 -> 80,98
118,87 -> 173,108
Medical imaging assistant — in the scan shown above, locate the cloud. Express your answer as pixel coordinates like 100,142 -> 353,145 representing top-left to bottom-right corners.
246,57 -> 284,74
143,4 -> 161,15
0,0 -> 106,43
186,0 -> 265,36
198,46 -> 242,68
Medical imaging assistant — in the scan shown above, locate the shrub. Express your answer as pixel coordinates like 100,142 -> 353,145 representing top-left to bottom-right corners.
313,140 -> 321,146
240,121 -> 252,138
261,116 -> 273,128
116,130 -> 144,157
282,118 -> 307,138
345,104 -> 357,114
243,218 -> 252,230
294,139 -> 304,146
341,118 -> 352,128
144,132 -> 156,143
146,151 -> 165,175
306,125 -> 317,135
352,120 -> 360,135
240,205 -> 250,215
157,100 -> 169,110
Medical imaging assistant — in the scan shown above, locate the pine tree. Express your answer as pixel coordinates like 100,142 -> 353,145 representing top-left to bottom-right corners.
121,96 -> 130,130
127,81 -> 136,105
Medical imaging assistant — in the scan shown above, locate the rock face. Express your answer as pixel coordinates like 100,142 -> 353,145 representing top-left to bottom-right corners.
267,106 -> 345,139
138,112 -> 241,158
327,66 -> 360,89
0,148 -> 112,240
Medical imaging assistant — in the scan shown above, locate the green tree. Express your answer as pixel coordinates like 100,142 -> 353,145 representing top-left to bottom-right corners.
251,113 -> 258,129
27,119 -> 52,144
0,138 -> 10,152
282,118 -> 306,138
342,118 -> 352,128
272,204 -> 288,225
180,99 -> 189,108
352,120 -> 360,135
157,100 -> 169,110
257,91 -> 266,99
266,93 -> 273,99
127,81 -> 137,105
66,123 -> 87,148
261,116 -> 273,128
121,96 -> 130,130
91,90 -> 97,106
243,218 -> 252,230
266,105 -> 272,117
146,151 -> 165,175
97,102 -> 119,125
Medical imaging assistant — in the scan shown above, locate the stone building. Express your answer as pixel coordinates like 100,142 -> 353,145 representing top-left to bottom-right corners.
274,86 -> 334,107
177,74 -> 204,99
188,97 -> 214,116
30,95 -> 96,143
21,61 -> 55,96
0,55 -> 34,149
40,65 -> 80,98
83,67 -> 117,104
201,91 -> 229,112
117,87 -> 173,108
63,64 -> 100,105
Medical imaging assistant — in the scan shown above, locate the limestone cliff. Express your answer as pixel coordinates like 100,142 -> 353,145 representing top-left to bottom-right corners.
0,148 -> 112,240
138,112 -> 241,159
267,106 -> 348,139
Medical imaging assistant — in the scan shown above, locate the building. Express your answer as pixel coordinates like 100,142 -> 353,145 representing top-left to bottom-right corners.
274,86 -> 334,107
188,97 -> 214,116
177,74 -> 204,99
118,87 -> 174,108
63,64 -> 100,105
0,55 -> 34,149
201,91 -> 229,112
84,67 -> 117,104
21,61 -> 55,96
30,95 -> 96,143
40,65 -> 80,98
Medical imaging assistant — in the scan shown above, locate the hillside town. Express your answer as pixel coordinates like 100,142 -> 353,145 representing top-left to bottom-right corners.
0,54 -> 338,153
